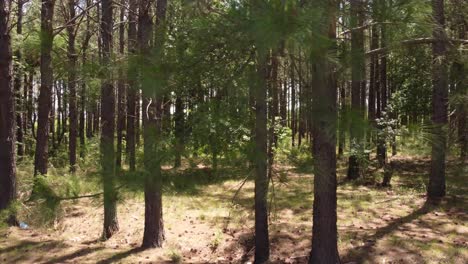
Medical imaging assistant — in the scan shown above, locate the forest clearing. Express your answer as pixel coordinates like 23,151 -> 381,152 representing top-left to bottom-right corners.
1,155 -> 466,263
0,0 -> 467,263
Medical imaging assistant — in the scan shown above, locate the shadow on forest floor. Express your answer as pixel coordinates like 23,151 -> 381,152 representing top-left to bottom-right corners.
2,156 -> 466,263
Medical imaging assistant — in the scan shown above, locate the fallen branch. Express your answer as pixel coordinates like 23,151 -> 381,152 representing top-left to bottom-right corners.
366,38 -> 468,56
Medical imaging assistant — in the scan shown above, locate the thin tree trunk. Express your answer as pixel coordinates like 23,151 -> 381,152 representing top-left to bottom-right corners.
34,0 -> 56,176
116,0 -> 126,168
338,82 -> 345,157
369,24 -> 378,126
268,54 -> 279,179
377,24 -> 388,167
136,90 -> 141,146
347,0 -> 364,180
290,57 -> 296,147
80,0 -> 92,157
174,95 -> 184,168
298,51 -> 304,146
100,0 -> 119,239
428,0 -> 448,200
51,82 -> 57,151
67,0 -> 78,172
26,70 -> 34,139
14,0 -> 24,158
93,101 -> 99,135
126,0 -> 137,171
454,23 -> 466,160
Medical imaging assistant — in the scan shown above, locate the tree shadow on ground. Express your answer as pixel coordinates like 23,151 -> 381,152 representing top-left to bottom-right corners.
342,200 -> 434,263
42,246 -> 104,264
95,247 -> 145,264
0,240 -> 66,263
0,240 -> 47,255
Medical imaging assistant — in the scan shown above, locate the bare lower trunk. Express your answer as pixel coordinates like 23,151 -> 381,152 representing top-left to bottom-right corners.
14,0 -> 24,158
67,0 -> 78,172
126,0 -> 137,170
100,0 -> 119,239
347,0 -> 365,180
34,0 -> 55,176
116,1 -> 126,169
254,56 -> 270,263
428,0 -> 448,200
309,2 -> 340,262
174,95 -> 184,168
0,0 -> 17,225
141,0 -> 165,248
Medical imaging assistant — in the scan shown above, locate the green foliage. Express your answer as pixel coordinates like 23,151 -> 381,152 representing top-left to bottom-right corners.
287,144 -> 313,172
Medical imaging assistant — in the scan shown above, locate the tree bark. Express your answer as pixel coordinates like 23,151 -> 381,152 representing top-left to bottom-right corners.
126,0 -> 137,171
290,57 -> 296,147
116,0 -> 126,169
368,25 -> 378,125
253,54 -> 270,263
67,0 -> 78,172
377,24 -> 388,167
34,0 -> 55,176
14,0 -> 24,158
141,0 -> 165,248
309,2 -> 340,262
80,0 -> 92,158
0,0 -> 17,225
100,0 -> 119,239
347,0 -> 364,180
268,54 -> 279,179
174,95 -> 184,168
453,22 -> 466,160
338,82 -> 345,157
428,0 -> 448,200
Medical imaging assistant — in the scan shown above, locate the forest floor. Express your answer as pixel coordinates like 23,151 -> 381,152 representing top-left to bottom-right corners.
0,155 -> 467,264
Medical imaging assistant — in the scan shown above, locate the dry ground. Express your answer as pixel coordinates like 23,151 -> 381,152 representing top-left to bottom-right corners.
0,156 -> 467,264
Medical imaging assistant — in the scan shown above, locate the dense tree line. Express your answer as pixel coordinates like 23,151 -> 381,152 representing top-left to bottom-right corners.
0,0 -> 466,263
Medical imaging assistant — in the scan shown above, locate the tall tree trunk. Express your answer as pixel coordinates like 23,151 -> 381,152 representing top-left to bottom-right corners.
14,0 -> 24,158
368,24 -> 378,126
93,101 -> 99,135
453,23 -> 466,160
428,0 -> 448,200
141,0 -> 165,248
290,57 -> 296,147
34,0 -> 56,176
298,51 -> 304,147
268,54 -> 279,179
126,0 -> 137,171
116,0 -> 126,168
80,0 -> 92,158
136,90 -> 141,146
51,82 -> 57,151
100,0 -> 119,239
254,54 -> 270,263
67,0 -> 78,172
0,0 -> 17,225
347,0 -> 364,180
309,2 -> 339,262
377,24 -> 388,167
338,82 -> 346,157
174,95 -> 184,168
22,73 -> 29,153
280,79 -> 287,126
26,69 -> 34,139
